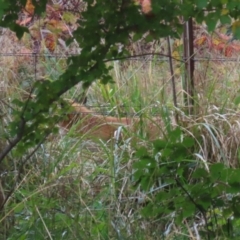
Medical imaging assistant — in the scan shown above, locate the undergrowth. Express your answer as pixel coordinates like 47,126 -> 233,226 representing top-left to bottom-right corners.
1,31 -> 240,239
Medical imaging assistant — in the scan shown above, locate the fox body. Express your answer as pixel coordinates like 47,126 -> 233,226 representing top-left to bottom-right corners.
60,102 -> 163,141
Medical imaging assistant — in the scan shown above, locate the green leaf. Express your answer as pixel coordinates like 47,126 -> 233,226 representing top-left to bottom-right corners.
196,0 -> 208,9
133,157 -> 156,170
228,182 -> 240,194
205,13 -> 218,32
135,147 -> 150,158
132,32 -> 142,42
153,139 -> 167,151
209,163 -> 225,180
220,14 -> 231,25
168,127 -> 182,142
192,168 -> 209,179
222,208 -> 233,219
0,0 -> 9,19
227,169 -> 240,184
198,193 -> 212,210
181,137 -> 194,148
140,176 -> 152,191
181,201 -> 195,218
141,203 -> 155,218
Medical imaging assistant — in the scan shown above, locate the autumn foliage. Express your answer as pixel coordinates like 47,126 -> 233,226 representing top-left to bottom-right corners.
194,32 -> 240,57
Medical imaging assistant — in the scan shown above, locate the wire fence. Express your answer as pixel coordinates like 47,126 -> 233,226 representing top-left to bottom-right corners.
1,51 -> 240,62
1,40 -> 240,116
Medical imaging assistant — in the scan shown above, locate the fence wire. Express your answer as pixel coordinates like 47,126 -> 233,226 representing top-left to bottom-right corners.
1,52 -> 240,62
1,48 -> 240,115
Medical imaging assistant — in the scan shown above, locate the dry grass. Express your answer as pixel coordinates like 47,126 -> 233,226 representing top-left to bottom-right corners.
1,26 -> 240,239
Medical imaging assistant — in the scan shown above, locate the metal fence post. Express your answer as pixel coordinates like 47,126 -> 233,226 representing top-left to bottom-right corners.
183,17 -> 195,114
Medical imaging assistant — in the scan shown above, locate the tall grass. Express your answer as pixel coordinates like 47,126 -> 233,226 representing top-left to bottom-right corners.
2,32 -> 240,239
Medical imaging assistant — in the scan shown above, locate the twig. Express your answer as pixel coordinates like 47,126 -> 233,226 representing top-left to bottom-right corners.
0,117 -> 25,164
0,134 -> 49,210
0,88 -> 35,163
175,177 -> 210,240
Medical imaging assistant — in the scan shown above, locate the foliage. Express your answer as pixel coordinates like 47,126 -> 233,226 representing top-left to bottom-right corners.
0,0 -> 240,155
1,0 -> 240,239
2,56 -> 240,238
194,32 -> 240,57
134,127 -> 240,239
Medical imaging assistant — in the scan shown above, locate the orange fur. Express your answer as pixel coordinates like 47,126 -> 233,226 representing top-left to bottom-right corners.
60,102 -> 163,141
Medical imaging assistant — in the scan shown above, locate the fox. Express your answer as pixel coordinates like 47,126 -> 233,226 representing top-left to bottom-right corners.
59,101 -> 165,141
